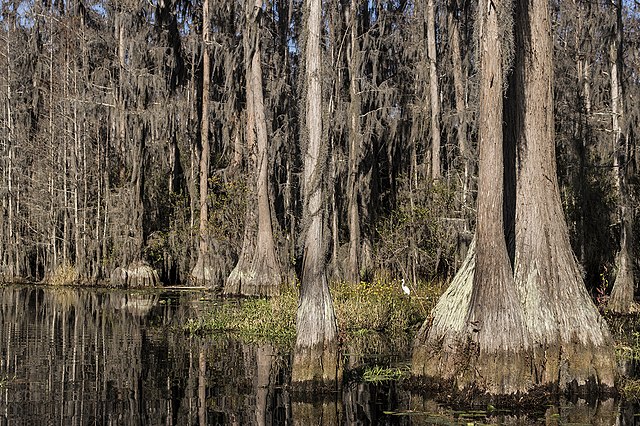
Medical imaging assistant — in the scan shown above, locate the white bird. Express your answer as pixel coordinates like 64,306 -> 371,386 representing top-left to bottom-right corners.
401,278 -> 410,295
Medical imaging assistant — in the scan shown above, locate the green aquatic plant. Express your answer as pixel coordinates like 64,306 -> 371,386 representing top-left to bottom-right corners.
362,365 -> 409,383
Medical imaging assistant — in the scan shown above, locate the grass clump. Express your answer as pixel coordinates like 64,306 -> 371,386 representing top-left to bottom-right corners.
620,377 -> 640,401
332,277 -> 441,335
49,263 -> 78,286
186,287 -> 297,347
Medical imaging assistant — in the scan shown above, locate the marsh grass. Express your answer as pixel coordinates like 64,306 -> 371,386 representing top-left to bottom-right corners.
332,278 -> 442,335
186,287 -> 298,347
49,263 -> 78,286
620,377 -> 640,400
187,277 -> 442,350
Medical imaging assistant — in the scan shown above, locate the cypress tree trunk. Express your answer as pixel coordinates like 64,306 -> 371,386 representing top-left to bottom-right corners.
191,0 -> 214,286
292,0 -> 341,389
413,0 -> 530,394
413,0 -> 617,395
426,0 -> 441,180
510,0 -> 615,390
225,0 -> 282,296
608,0 -> 636,313
448,0 -> 470,223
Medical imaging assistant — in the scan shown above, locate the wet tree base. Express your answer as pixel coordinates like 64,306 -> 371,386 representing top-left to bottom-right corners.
291,345 -> 342,394
110,262 -> 160,288
224,268 -> 282,297
402,374 -> 617,408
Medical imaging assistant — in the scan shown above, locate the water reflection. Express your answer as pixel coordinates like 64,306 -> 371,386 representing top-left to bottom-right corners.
0,285 -> 637,425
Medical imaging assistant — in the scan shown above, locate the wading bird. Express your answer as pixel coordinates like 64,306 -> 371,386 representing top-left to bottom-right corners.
401,278 -> 410,295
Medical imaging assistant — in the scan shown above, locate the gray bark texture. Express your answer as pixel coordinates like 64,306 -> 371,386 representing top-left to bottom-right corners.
426,0 -> 441,180
413,0 -> 616,395
225,0 -> 282,296
511,0 -> 615,391
608,0 -> 636,314
413,0 -> 530,394
292,0 -> 341,390
191,0 -> 214,286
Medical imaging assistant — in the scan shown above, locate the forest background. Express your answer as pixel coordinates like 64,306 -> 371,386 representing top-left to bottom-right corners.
1,0 -> 639,303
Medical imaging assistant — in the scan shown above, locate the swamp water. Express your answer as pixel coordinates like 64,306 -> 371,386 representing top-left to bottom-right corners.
0,285 -> 638,425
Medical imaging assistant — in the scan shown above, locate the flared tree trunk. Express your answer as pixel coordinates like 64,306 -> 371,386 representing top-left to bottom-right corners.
611,206 -> 635,312
413,0 -> 530,394
225,0 -> 282,296
608,0 -> 636,313
414,0 -> 616,396
292,0 -> 341,389
510,0 -> 615,390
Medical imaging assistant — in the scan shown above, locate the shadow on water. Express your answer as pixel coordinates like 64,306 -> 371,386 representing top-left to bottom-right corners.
0,284 -> 638,425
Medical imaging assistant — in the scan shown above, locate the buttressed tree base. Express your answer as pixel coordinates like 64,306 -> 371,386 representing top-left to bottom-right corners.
412,0 -> 616,396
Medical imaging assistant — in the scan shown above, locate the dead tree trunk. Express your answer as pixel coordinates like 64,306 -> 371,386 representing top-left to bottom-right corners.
345,0 -> 362,284
292,0 -> 341,389
225,0 -> 282,296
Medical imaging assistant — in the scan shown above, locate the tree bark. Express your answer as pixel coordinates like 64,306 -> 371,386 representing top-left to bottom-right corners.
426,0 -> 441,180
448,0 -> 469,211
345,0 -> 362,284
608,0 -> 636,313
414,0 -> 617,395
413,0 -> 530,394
191,0 -> 214,286
511,0 -> 616,390
225,0 -> 282,296
292,0 -> 341,389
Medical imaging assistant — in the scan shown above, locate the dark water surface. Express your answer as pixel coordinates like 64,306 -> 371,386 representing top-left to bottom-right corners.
0,285 -> 638,425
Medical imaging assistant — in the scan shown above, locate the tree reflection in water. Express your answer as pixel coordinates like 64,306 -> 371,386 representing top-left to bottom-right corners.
0,285 -> 637,425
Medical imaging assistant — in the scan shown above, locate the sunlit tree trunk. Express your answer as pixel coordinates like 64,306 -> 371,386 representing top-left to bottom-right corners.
511,0 -> 615,389
3,22 -> 17,279
292,0 -> 341,388
414,0 -> 616,395
225,0 -> 282,296
413,0 -> 530,394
